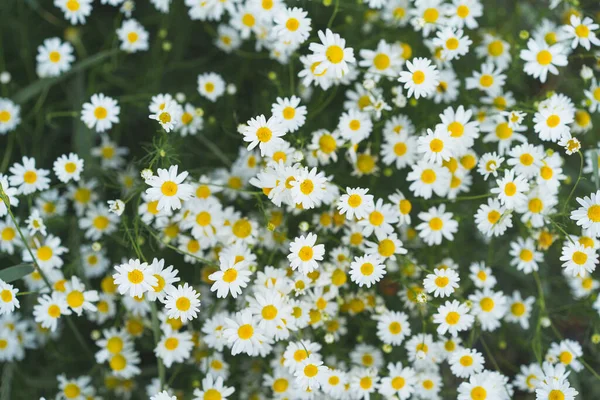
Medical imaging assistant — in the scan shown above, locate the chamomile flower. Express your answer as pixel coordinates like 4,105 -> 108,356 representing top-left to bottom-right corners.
192,375 -> 235,400
23,234 -> 68,269
33,292 -> 71,332
53,153 -> 84,183
474,198 -> 512,237
398,57 -> 439,99
54,0 -> 93,24
209,254 -> 252,298
433,300 -> 474,337
224,310 -> 271,356
146,258 -> 180,302
9,156 -> 50,195
469,289 -> 508,331
338,109 -> 373,144
241,115 -> 286,156
449,348 -> 484,378
349,254 -> 386,287
308,29 -> 356,79
145,165 -> 194,212
25,209 -> 47,236
113,259 -> 157,298
197,72 -> 226,102
491,169 -> 530,210
155,329 -> 193,368
288,233 -> 325,275
271,96 -> 306,133
64,276 -> 99,316
416,205 -> 458,246
465,62 -> 506,95
36,37 -> 75,78
79,203 -> 119,240
359,39 -> 402,80
570,190 -> 600,237
477,153 -> 503,181
560,242 -> 598,276
117,19 -> 149,53
81,93 -> 120,133
509,237 -> 543,274
378,362 -> 416,400
163,283 -> 201,322
337,188 -> 375,220
423,268 -> 460,297
417,128 -> 454,164
289,167 -> 328,209
273,7 -> 312,46
432,28 -> 472,61
505,291 -> 534,329
0,280 -> 20,315
0,98 -> 21,134
149,99 -> 183,132
407,160 -> 451,199
562,15 -> 600,51
520,38 -> 568,83
376,311 -> 411,345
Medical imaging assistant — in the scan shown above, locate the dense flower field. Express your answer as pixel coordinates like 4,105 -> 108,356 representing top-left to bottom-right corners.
1,0 -> 600,399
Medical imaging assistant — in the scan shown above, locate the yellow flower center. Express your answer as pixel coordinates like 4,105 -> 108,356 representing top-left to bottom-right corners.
256,127 -> 272,142
49,51 -> 62,63
37,246 -> 53,261
412,70 -> 425,84
94,106 -> 108,119
445,311 -> 460,325
429,217 -> 443,231
480,297 -> 494,311
360,263 -> 374,276
161,181 -> 178,196
127,269 -> 144,284
326,45 -> 344,63
421,169 -> 436,184
66,291 -> 84,308
176,297 -> 191,311
572,251 -> 588,265
423,8 -> 439,23
373,53 -> 390,70
537,50 -> 552,65
23,170 -> 38,184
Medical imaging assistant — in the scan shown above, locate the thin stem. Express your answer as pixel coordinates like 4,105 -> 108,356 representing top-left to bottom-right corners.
562,151 -> 583,215
327,0 -> 340,29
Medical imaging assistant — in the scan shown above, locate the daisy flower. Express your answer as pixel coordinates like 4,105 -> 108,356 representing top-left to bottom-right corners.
53,153 -> 84,183
416,204 -> 458,246
163,283 -> 201,322
116,19 -> 149,53
155,330 -> 193,368
79,203 -> 119,240
293,355 -> 326,390
562,15 -> 600,51
192,375 -> 235,400
308,29 -> 356,79
548,339 -> 584,372
376,311 -> 411,345
520,38 -> 568,83
273,7 -> 312,46
476,33 -> 511,69
289,167 -> 328,209
145,165 -> 194,212
349,254 -> 386,287
398,57 -> 439,99
209,254 -> 252,298
9,156 -> 50,195
288,233 -> 325,275
359,39 -> 402,80
0,280 -> 20,315
33,291 -> 71,332
36,37 -> 75,78
23,234 -> 68,269
423,268 -> 460,297
490,169 -> 529,210
146,258 -> 180,302
0,98 -> 21,134
570,190 -> 600,237
509,237 -> 543,274
407,160 -> 451,199
337,187 -> 375,220
197,72 -> 226,102
337,109 -> 373,144
468,289 -> 507,331
433,300 -> 474,337
432,28 -> 472,61
449,348 -> 484,378
64,276 -> 99,316
474,198 -> 512,237
240,114 -> 285,156
465,62 -> 506,95
504,291 -> 535,329
417,128 -> 454,164
113,259 -> 157,298
378,362 -> 416,400
54,0 -> 93,24
559,242 -> 598,277
584,78 -> 600,113
271,96 -> 307,133
80,93 -> 120,132
223,310 -> 271,356
149,98 -> 183,132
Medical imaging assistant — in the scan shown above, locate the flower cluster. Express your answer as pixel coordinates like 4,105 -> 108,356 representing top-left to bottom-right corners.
1,0 -> 600,399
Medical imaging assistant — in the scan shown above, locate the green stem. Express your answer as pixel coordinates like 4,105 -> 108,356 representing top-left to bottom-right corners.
562,151 -> 584,215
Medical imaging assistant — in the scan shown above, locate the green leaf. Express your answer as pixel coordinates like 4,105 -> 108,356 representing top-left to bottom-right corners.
12,49 -> 119,104
0,264 -> 35,283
